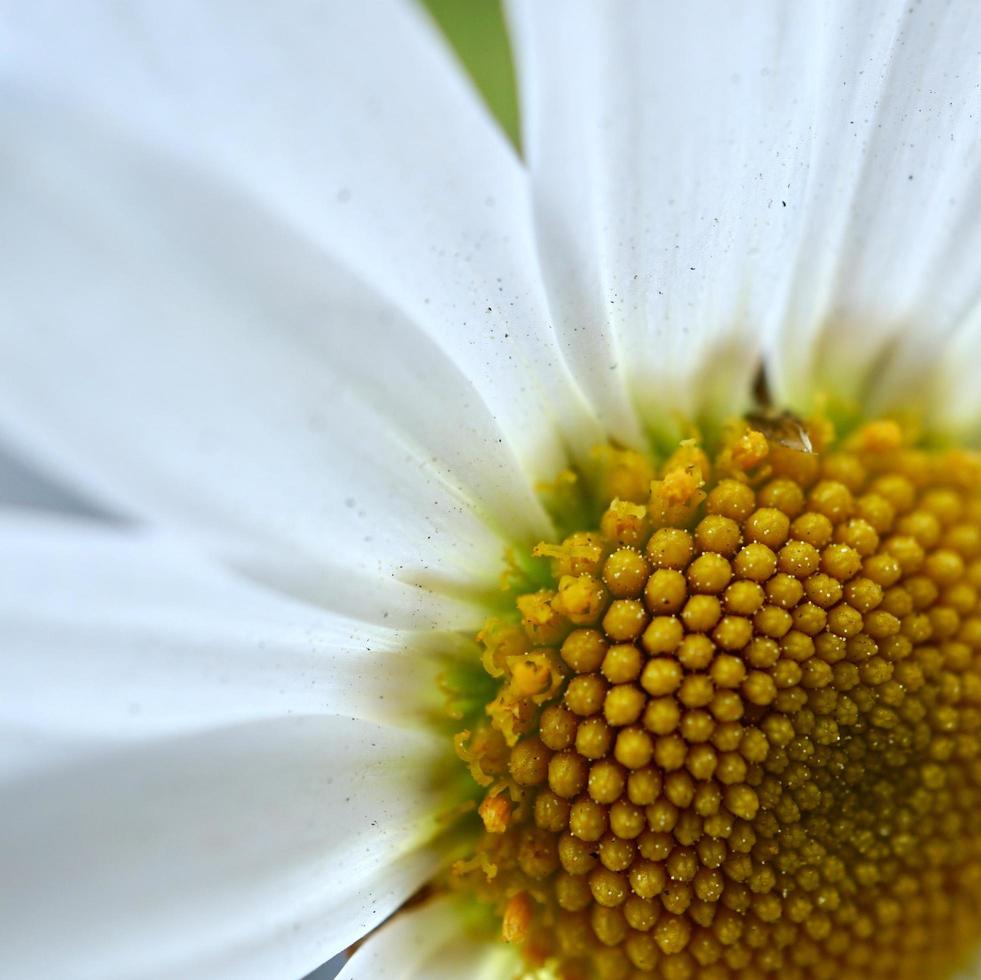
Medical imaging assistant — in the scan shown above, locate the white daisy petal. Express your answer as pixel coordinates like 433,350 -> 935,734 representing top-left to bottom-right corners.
337,895 -> 518,980
0,82 -> 551,627
4,0 -> 600,485
0,715 -> 448,980
0,723 -> 92,783
509,0 -> 981,433
0,440 -> 104,517
760,0 -> 981,421
933,309 -> 981,439
0,512 -> 454,746
507,0 -> 815,435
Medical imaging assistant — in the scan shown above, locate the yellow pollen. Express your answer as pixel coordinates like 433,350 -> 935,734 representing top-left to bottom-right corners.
452,415 -> 981,980
658,466 -> 704,508
851,419 -> 905,454
512,659 -> 553,698
503,891 -> 535,943
480,792 -> 512,834
731,429 -> 770,471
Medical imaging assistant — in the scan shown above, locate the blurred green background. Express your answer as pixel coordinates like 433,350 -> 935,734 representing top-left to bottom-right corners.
421,0 -> 521,149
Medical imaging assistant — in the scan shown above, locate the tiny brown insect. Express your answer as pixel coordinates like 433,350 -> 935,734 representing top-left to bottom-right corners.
745,409 -> 814,453
747,365 -> 814,453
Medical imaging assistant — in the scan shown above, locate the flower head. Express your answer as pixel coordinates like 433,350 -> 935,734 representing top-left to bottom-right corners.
2,2 -> 981,979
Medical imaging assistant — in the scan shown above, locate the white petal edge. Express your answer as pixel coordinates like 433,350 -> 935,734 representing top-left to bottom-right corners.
4,0 -> 601,483
0,82 -> 555,628
337,894 -> 520,980
0,511 -> 463,756
0,713 -> 453,980
757,0 -> 981,424
507,0 -> 817,436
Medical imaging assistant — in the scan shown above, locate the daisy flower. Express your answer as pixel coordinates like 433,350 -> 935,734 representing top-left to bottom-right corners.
3,2 -> 981,979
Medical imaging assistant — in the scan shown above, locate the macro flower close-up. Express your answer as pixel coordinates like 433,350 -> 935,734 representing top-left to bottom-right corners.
5,1 -> 981,978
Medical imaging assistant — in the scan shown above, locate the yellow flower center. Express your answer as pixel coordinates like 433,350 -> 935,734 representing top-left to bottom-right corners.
452,415 -> 981,980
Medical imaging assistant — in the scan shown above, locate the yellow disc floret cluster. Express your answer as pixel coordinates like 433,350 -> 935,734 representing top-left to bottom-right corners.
452,418 -> 981,980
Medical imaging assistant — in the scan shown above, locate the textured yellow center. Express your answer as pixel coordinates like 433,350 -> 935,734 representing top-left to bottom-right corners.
452,417 -> 981,980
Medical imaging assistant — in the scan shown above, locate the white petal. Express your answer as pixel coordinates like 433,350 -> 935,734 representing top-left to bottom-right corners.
5,0 -> 600,484
0,723 -> 94,783
509,1 -> 981,433
507,0 -> 816,435
932,309 -> 981,439
337,895 -> 518,980
1,714 -> 449,980
0,512 -> 453,748
0,440 -> 105,517
0,80 -> 553,627
757,0 -> 981,419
